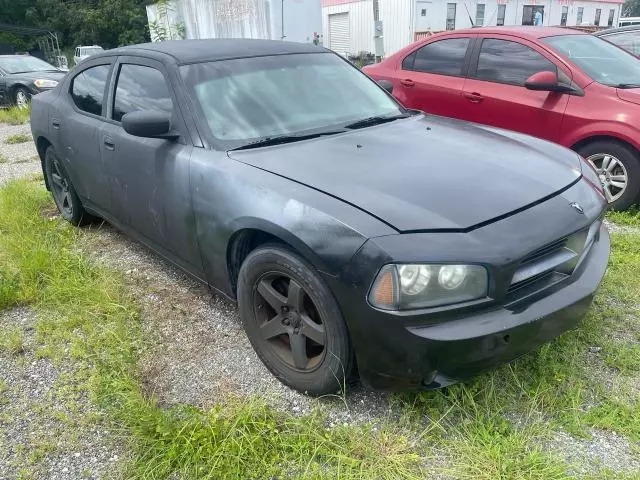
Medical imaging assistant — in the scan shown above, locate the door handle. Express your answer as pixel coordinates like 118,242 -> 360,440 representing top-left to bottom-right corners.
464,92 -> 485,103
400,78 -> 415,87
103,136 -> 115,151
51,118 -> 61,129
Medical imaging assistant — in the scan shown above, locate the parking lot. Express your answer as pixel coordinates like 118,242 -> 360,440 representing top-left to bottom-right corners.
0,112 -> 639,479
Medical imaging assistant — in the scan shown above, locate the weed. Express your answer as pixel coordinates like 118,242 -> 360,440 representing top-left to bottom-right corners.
4,134 -> 31,144
0,325 -> 25,355
0,107 -> 30,125
608,208 -> 640,227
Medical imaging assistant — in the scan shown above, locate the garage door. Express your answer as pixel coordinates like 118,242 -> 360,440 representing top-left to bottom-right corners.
329,12 -> 350,56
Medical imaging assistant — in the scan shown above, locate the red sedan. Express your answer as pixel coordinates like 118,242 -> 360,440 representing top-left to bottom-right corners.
364,27 -> 640,210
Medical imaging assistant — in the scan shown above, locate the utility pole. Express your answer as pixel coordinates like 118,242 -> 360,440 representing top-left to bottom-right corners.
373,0 -> 384,61
281,0 -> 286,39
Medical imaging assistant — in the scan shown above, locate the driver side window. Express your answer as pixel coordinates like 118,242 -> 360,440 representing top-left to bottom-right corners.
474,38 -> 557,86
112,64 -> 173,122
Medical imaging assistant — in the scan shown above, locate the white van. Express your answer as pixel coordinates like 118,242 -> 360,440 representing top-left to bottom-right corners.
619,17 -> 640,27
73,46 -> 104,66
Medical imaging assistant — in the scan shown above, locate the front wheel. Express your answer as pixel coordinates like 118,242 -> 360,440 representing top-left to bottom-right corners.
237,245 -> 354,396
12,87 -> 31,110
577,141 -> 640,211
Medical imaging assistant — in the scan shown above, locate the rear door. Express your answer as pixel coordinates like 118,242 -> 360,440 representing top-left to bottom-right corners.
58,58 -> 115,213
394,35 -> 475,118
460,35 -> 571,142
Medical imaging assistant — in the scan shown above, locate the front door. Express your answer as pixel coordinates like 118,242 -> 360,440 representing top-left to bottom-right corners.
100,57 -> 203,275
460,36 -> 570,143
0,72 -> 7,106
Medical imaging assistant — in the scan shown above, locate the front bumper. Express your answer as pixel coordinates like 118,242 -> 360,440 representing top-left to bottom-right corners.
334,224 -> 609,391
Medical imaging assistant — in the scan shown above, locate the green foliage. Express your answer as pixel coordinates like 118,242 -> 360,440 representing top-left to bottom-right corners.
608,207 -> 640,227
0,0 -> 150,50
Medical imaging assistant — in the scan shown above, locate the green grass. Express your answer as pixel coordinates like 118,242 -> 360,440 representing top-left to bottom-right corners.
0,106 -> 30,125
0,325 -> 24,355
607,207 -> 640,227
0,180 -> 427,479
4,134 -> 31,144
0,154 -> 7,164
1,179 -> 639,478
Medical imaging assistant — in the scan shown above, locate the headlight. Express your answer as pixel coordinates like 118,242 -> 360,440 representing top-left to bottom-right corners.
368,263 -> 488,310
579,155 -> 605,199
33,79 -> 58,88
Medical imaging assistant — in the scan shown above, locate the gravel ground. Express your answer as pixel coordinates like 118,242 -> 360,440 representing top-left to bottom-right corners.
0,307 -> 127,480
0,123 -> 40,186
1,129 -> 639,477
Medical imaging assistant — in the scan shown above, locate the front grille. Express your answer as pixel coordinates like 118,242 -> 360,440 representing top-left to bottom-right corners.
506,222 -> 599,300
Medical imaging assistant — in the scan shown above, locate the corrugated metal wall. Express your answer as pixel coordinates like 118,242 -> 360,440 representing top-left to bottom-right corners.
322,0 -> 374,55
379,0 -> 413,56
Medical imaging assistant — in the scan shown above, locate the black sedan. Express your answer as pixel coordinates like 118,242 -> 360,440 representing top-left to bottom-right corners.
0,55 -> 65,108
30,39 -> 610,395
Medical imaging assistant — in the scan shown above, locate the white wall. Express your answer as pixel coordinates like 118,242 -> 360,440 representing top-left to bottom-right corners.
322,0 -> 375,55
379,0 -> 414,56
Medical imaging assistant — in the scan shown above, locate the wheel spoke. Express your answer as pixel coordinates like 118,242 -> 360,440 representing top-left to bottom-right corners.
605,157 -> 619,172
50,172 -> 64,188
610,175 -> 626,182
257,279 -> 286,311
300,314 -> 325,345
286,280 -> 305,311
610,180 -> 626,190
289,333 -> 308,369
260,314 -> 288,340
600,155 -> 611,171
62,192 -> 72,211
603,184 -> 614,202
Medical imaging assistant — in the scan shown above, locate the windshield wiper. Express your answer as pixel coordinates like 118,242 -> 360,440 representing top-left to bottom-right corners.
229,131 -> 345,151
344,113 -> 411,130
614,83 -> 640,89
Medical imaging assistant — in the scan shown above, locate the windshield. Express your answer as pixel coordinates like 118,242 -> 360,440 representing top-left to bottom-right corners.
180,52 -> 403,148
543,34 -> 640,87
81,47 -> 104,56
0,56 -> 57,74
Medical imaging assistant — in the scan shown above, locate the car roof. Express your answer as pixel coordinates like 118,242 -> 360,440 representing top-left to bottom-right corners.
102,39 -> 325,64
594,25 -> 640,36
437,26 -> 586,40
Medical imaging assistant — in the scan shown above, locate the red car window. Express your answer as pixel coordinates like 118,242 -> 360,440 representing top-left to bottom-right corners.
402,38 -> 471,77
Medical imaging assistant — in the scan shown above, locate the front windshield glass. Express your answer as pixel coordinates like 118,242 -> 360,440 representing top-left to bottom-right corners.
543,34 -> 640,86
180,52 -> 403,148
0,56 -> 57,74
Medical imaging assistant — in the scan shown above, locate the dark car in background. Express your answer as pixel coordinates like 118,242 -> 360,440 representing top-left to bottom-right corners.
364,27 -> 640,211
30,39 -> 609,395
0,54 -> 65,109
595,25 -> 640,57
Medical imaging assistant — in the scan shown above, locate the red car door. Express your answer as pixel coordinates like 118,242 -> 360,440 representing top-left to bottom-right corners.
393,34 -> 475,118
460,35 -> 571,143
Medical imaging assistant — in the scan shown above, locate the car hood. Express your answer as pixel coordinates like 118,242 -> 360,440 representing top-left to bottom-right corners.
617,87 -> 640,106
229,115 -> 581,232
9,70 -> 65,82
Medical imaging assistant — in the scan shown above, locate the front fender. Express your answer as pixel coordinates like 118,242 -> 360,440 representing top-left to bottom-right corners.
561,121 -> 640,152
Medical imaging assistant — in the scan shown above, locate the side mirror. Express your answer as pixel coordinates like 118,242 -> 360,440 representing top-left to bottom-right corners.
121,111 -> 177,139
525,71 -> 574,93
378,79 -> 394,94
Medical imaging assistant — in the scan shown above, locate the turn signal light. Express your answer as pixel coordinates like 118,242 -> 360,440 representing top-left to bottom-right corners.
369,265 -> 398,310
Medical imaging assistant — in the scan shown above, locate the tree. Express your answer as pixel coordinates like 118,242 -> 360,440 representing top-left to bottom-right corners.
623,0 -> 640,17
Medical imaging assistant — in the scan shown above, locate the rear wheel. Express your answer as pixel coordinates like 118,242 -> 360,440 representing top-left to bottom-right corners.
237,245 -> 354,396
577,140 -> 640,211
44,146 -> 93,226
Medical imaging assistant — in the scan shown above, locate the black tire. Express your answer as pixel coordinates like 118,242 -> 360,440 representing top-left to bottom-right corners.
12,87 -> 31,110
44,146 -> 93,226
577,140 -> 640,211
237,244 -> 354,396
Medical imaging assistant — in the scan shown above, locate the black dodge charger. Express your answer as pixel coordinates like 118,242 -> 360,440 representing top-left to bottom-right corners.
30,39 -> 609,395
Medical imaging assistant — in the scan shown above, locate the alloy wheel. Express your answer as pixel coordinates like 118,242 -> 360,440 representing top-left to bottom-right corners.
49,158 -> 73,217
587,153 -> 628,203
253,273 -> 326,371
15,90 -> 29,110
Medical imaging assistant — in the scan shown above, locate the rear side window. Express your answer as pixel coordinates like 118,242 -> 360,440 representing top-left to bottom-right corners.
70,64 -> 111,116
403,38 -> 470,76
475,39 -> 557,86
112,64 -> 173,122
